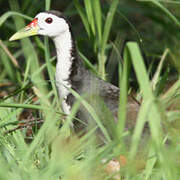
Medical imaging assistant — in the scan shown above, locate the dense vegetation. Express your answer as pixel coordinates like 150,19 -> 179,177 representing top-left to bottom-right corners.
0,0 -> 180,179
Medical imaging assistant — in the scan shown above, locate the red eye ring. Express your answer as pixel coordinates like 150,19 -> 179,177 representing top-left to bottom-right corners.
45,17 -> 53,24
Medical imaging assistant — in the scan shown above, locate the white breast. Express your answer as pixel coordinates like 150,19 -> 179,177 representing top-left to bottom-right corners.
55,58 -> 73,114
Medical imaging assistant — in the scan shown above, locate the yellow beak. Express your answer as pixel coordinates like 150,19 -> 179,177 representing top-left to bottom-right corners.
9,18 -> 39,41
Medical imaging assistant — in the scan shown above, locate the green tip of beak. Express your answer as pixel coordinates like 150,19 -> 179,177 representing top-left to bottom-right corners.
9,26 -> 39,41
9,30 -> 25,41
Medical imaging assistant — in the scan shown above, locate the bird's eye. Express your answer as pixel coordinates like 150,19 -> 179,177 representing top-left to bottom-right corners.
45,17 -> 53,24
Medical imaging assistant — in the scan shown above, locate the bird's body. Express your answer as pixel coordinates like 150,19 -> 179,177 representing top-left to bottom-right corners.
10,10 -> 139,136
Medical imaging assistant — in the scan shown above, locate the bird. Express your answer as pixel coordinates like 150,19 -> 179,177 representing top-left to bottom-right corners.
10,10 -> 140,139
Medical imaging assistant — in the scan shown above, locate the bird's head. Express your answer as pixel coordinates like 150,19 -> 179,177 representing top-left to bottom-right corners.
9,11 -> 70,41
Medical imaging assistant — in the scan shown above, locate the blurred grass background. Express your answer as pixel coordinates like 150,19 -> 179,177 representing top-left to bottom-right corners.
0,0 -> 180,179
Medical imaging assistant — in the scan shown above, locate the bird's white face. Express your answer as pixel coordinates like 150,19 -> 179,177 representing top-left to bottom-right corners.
9,12 -> 70,41
35,13 -> 69,38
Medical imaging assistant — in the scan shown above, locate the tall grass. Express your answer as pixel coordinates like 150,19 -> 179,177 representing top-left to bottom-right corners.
74,0 -> 119,80
0,0 -> 179,179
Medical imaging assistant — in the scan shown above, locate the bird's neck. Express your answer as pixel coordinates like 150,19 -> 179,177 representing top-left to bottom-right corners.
53,29 -> 73,86
53,29 -> 79,113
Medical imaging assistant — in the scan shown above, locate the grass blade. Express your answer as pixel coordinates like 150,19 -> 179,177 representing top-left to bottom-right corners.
0,11 -> 32,27
84,0 -> 95,35
45,0 -> 51,11
92,0 -> 102,43
101,0 -> 119,53
147,0 -> 180,28
73,0 -> 91,37
151,48 -> 169,91
99,0 -> 119,79
125,42 -> 174,179
117,48 -> 131,137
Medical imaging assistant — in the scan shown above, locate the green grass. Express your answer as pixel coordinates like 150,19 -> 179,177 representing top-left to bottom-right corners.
0,0 -> 180,179
74,0 -> 119,80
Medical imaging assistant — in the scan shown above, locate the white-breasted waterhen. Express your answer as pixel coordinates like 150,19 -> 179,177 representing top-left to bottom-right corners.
10,10 -> 140,138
